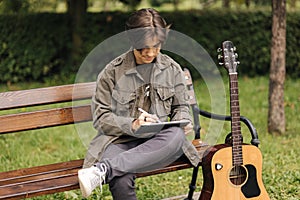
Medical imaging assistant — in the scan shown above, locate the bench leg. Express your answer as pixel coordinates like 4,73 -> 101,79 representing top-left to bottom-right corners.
185,166 -> 200,200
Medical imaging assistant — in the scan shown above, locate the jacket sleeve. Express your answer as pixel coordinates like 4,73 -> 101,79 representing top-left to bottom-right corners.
91,66 -> 135,137
170,66 -> 192,123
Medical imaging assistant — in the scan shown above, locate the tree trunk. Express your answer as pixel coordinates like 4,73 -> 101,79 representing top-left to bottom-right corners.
67,0 -> 87,67
245,0 -> 250,8
223,0 -> 230,8
268,0 -> 286,134
173,0 -> 180,10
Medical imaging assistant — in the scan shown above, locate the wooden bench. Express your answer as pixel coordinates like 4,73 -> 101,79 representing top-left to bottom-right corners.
0,69 -> 259,200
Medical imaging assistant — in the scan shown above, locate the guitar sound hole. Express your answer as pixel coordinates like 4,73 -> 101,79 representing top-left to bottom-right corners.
229,165 -> 247,185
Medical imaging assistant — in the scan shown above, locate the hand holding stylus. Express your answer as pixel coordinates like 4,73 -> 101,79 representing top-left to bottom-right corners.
138,108 -> 161,123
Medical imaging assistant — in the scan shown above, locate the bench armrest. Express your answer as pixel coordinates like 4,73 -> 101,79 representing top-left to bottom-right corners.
197,108 -> 260,147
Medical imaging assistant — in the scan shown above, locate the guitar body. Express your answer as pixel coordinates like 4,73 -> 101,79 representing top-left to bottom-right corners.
199,144 -> 270,200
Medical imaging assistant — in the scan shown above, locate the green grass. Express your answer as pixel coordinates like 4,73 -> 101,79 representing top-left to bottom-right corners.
0,76 -> 299,199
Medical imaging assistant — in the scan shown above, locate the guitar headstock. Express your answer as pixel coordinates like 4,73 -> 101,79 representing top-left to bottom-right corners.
218,41 -> 240,74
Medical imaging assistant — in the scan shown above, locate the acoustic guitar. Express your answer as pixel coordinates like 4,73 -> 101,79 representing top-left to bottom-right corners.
199,41 -> 270,200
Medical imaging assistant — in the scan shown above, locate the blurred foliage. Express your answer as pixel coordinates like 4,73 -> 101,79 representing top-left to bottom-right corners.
0,0 -> 64,13
119,0 -> 142,10
149,0 -> 172,7
0,0 -> 30,13
251,0 -> 270,6
1,10 -> 300,83
0,13 -> 71,83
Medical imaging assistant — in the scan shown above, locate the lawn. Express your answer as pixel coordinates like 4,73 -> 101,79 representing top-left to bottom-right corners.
0,76 -> 299,199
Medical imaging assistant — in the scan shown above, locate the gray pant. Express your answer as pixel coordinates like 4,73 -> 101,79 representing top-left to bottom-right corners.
98,126 -> 185,200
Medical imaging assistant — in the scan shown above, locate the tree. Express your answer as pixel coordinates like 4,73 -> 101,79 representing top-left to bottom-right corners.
245,0 -> 250,8
268,0 -> 286,134
67,0 -> 87,67
222,0 -> 230,8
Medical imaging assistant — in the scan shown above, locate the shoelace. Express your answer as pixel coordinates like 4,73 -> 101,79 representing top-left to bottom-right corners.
94,163 -> 107,193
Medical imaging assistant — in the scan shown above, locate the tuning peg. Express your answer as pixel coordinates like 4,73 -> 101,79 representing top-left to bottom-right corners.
235,61 -> 240,65
217,48 -> 222,53
219,62 -> 224,66
218,54 -> 223,60
234,53 -> 238,58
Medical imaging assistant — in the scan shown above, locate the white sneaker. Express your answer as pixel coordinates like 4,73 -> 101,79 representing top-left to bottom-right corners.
78,163 -> 107,198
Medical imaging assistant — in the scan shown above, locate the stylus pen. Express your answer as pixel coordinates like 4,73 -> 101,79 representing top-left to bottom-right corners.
138,107 -> 162,123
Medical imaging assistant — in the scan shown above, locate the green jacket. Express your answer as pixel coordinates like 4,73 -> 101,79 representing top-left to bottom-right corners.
83,50 -> 201,168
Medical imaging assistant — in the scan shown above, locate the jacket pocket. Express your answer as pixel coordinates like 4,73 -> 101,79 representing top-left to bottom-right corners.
155,87 -> 175,117
112,89 -> 135,117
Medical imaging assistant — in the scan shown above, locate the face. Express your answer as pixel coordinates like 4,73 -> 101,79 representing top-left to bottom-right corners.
133,40 -> 161,65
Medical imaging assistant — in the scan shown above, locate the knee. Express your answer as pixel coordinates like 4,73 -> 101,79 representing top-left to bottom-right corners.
172,126 -> 185,147
168,126 -> 185,142
158,126 -> 185,146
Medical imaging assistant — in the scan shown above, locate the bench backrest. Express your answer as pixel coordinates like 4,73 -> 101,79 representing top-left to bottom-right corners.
0,82 -> 94,134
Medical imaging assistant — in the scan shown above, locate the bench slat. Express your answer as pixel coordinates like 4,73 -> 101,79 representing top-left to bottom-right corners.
0,105 -> 92,134
0,175 -> 79,200
0,160 -> 83,199
0,159 -> 83,182
0,82 -> 95,110
0,168 -> 79,188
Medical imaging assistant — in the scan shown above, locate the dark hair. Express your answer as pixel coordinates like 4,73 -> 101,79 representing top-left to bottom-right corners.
125,8 -> 170,49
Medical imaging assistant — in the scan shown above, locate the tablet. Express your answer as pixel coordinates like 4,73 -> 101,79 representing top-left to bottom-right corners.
135,120 -> 190,134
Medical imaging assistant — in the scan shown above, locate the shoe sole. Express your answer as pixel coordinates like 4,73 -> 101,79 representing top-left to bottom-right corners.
78,170 -> 92,198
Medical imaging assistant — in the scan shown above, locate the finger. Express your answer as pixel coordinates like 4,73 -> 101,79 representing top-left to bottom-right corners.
148,115 -> 159,123
150,114 -> 160,122
139,112 -> 152,119
143,116 -> 157,123
138,115 -> 151,125
138,113 -> 147,122
139,113 -> 159,123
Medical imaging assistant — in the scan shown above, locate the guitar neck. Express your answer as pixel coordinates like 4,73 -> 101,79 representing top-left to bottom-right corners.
229,73 -> 243,166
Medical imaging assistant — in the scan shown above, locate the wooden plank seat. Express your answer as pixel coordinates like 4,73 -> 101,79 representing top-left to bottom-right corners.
0,68 -> 259,200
